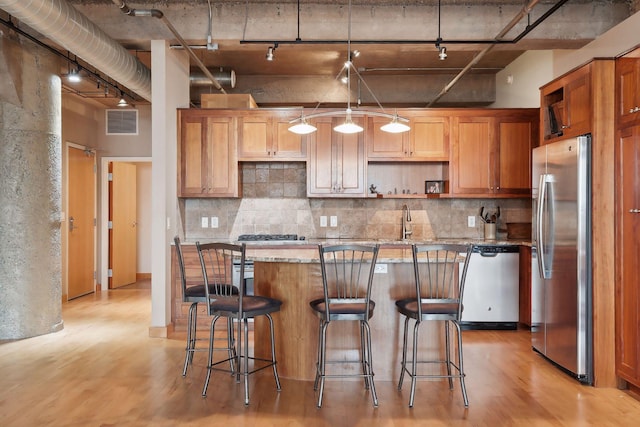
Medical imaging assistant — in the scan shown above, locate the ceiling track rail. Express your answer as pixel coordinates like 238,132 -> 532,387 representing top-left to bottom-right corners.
0,16 -> 138,103
241,0 -> 567,48
426,0 -> 570,107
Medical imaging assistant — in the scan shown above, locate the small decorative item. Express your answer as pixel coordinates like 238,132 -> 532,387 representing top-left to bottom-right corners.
425,180 -> 444,194
369,184 -> 378,194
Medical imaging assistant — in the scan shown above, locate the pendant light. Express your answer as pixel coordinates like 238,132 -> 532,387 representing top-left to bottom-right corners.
288,0 -> 409,135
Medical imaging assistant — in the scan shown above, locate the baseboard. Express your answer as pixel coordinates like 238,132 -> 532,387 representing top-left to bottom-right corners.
148,325 -> 170,338
136,273 -> 151,280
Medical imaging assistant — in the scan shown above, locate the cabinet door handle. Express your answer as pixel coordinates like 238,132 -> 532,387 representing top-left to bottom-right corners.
629,209 -> 640,213
634,107 -> 640,113
629,108 -> 636,114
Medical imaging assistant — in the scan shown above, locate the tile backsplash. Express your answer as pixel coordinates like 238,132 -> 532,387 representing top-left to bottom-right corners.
182,162 -> 532,241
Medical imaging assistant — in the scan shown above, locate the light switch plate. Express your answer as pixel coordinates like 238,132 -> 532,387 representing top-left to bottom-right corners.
201,216 -> 209,228
320,216 -> 327,227
330,216 -> 338,227
468,216 -> 476,227
210,216 -> 219,228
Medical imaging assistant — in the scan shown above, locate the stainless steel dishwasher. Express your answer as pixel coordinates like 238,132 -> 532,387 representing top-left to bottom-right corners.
460,245 -> 519,330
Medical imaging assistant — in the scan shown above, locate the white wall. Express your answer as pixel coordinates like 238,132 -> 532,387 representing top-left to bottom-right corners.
491,51 -> 554,108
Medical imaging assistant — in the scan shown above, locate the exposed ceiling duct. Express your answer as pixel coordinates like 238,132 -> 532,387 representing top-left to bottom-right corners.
111,0 -> 226,95
190,68 -> 236,88
0,0 -> 152,102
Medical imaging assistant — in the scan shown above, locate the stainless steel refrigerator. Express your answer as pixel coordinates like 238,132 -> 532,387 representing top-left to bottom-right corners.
531,134 -> 593,384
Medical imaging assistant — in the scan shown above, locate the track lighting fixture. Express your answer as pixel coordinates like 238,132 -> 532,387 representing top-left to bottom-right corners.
117,92 -> 129,107
266,43 -> 278,61
439,45 -> 447,60
67,67 -> 81,82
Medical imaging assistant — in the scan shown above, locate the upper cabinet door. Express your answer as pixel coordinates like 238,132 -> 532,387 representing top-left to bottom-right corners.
238,110 -> 307,161
496,116 -> 536,195
410,116 -> 450,161
451,116 -> 493,195
617,57 -> 640,128
366,113 -> 449,161
366,115 -> 408,159
178,110 -> 239,197
307,116 -> 365,197
237,113 -> 271,159
563,69 -> 591,138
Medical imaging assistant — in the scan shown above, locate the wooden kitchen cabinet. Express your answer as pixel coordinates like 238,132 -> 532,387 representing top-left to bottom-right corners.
177,109 -> 240,197
237,110 -> 307,161
615,124 -> 640,387
366,113 -> 449,161
616,57 -> 640,128
450,111 -> 537,196
307,116 -> 366,197
519,245 -> 532,327
540,63 -> 592,143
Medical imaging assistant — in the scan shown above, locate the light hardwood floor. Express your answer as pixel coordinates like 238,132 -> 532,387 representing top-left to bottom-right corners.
1,285 -> 639,427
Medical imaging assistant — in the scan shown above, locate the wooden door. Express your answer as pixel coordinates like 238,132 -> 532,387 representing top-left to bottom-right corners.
68,146 -> 96,299
615,125 -> 640,384
451,116 -> 493,194
109,162 -> 137,288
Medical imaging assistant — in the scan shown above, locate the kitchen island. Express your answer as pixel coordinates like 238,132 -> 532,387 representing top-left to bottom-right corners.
172,239 -> 528,381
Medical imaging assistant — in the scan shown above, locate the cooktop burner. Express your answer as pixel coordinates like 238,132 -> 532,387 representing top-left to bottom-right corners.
237,234 -> 302,241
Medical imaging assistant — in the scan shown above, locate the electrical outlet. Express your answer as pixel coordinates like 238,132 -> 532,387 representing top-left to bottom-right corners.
374,264 -> 388,274
330,216 -> 338,227
201,217 -> 209,228
320,216 -> 327,227
210,216 -> 218,228
468,215 -> 476,227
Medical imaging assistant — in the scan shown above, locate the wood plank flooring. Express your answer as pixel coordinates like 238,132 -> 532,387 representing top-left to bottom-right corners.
1,285 -> 639,426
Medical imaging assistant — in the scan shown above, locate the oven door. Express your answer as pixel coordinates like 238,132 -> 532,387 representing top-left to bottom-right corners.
232,261 -> 254,295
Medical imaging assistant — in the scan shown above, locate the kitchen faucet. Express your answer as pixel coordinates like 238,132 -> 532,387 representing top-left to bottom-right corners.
401,204 -> 413,240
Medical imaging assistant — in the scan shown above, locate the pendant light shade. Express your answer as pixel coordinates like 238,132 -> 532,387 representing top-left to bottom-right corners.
288,118 -> 317,135
333,109 -> 364,134
380,114 -> 411,133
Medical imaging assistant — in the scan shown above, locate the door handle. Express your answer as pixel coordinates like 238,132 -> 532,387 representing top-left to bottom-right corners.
69,216 -> 77,232
629,209 -> 640,213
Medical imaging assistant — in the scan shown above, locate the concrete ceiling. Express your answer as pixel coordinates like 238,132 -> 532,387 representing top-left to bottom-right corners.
12,0 -> 637,107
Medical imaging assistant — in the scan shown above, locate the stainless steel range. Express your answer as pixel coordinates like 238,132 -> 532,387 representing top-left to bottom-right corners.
233,234 -> 305,295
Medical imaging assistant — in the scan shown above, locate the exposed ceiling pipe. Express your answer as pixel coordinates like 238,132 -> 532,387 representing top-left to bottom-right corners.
0,0 -> 152,101
427,0 -> 565,107
111,0 -> 226,95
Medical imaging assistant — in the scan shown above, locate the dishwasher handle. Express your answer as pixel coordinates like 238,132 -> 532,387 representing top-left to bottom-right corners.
478,252 -> 499,258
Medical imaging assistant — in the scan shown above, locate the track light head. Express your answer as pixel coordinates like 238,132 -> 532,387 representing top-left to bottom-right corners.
266,43 -> 278,61
439,46 -> 447,60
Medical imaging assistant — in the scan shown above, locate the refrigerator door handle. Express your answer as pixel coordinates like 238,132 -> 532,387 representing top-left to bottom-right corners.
536,173 -> 548,279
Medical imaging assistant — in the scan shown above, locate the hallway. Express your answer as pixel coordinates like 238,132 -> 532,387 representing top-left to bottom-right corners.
1,286 -> 639,426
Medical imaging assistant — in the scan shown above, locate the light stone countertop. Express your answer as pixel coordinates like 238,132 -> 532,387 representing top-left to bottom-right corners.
242,238 -> 530,263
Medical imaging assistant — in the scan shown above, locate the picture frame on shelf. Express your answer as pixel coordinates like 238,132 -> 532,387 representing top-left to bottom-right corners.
425,180 -> 444,194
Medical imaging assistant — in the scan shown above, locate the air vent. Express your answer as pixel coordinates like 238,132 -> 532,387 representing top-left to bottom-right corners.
106,109 -> 138,135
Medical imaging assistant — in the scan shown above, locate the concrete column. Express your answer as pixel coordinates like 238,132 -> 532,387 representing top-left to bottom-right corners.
0,29 -> 63,338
